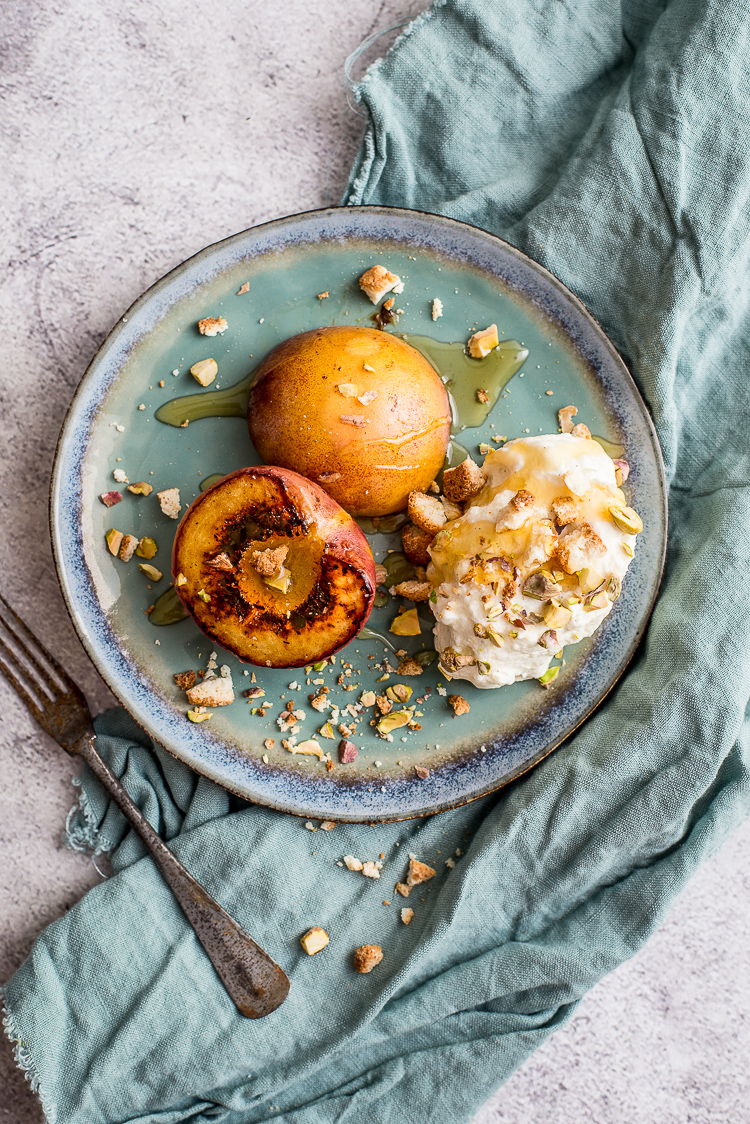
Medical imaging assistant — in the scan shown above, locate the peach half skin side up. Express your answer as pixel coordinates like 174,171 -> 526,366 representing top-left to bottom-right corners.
246,326 -> 452,517
171,466 -> 376,669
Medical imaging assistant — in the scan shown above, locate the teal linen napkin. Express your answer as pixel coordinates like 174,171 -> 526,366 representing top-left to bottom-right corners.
5,0 -> 750,1120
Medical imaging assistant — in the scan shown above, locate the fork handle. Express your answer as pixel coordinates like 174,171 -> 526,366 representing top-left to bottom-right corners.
76,735 -> 290,1018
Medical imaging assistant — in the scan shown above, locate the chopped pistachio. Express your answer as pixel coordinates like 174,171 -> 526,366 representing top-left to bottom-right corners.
136,536 -> 158,559
389,608 -> 421,636
360,690 -> 377,707
377,710 -> 412,735
119,534 -> 139,562
584,590 -> 609,612
577,567 -> 604,594
538,629 -> 558,650
623,543 -> 634,557
187,709 -> 211,723
609,504 -> 643,535
319,722 -> 335,739
605,575 -> 622,601
300,927 -> 329,955
538,666 -> 560,688
264,566 -> 291,594
100,491 -> 122,507
542,599 -> 572,629
485,624 -> 504,648
105,529 -> 123,556
386,683 -> 412,704
139,563 -> 163,581
175,573 -> 187,587
190,358 -> 218,386
523,570 -> 563,601
127,481 -> 153,496
468,324 -> 499,358
287,739 -> 325,759
475,620 -> 504,648
313,660 -> 329,671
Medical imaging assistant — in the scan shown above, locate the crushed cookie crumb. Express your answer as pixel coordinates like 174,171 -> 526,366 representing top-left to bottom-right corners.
558,405 -> 578,433
205,552 -> 234,571
407,492 -> 446,535
198,316 -> 228,337
249,544 -> 288,576
448,694 -> 470,717
353,944 -> 383,974
406,858 -> 436,886
392,580 -> 431,602
442,458 -> 486,504
157,487 -> 181,519
359,265 -> 401,304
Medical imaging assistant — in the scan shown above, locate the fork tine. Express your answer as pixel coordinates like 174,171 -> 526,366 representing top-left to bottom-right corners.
0,590 -> 70,698
0,640 -> 46,721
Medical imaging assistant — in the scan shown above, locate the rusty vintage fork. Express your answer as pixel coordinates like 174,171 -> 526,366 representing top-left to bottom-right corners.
0,591 -> 290,1018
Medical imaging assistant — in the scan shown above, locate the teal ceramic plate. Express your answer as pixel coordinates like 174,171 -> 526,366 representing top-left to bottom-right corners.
50,207 -> 666,822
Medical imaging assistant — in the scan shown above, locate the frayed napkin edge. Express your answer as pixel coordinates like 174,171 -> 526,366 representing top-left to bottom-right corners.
345,0 -> 448,207
63,777 -> 114,857
1,995 -> 57,1124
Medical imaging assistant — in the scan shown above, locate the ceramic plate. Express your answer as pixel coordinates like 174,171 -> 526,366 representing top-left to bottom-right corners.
50,207 -> 666,822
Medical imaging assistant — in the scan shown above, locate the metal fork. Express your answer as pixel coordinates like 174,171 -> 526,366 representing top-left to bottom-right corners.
0,591 -> 290,1019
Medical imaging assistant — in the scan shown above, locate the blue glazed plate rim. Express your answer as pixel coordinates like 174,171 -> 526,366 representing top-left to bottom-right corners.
50,205 -> 667,822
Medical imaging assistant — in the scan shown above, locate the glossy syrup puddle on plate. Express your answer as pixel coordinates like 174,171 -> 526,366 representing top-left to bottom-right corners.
154,335 -> 527,433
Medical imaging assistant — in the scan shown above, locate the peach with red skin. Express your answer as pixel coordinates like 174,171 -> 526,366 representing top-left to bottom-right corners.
172,465 -> 376,668
247,326 -> 451,517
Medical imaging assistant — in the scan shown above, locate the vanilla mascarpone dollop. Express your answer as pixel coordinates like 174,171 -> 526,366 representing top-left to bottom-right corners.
426,434 -> 641,689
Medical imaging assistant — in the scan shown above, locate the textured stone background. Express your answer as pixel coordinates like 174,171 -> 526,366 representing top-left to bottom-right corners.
1,2 -> 749,1121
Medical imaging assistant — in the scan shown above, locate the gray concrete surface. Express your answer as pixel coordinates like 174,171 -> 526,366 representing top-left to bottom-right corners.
1,2 -> 749,1121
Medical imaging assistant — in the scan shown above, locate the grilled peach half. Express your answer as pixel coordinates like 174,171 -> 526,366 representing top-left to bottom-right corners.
247,325 -> 451,517
172,466 -> 376,668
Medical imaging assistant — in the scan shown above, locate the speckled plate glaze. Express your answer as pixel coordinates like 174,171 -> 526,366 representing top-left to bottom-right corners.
50,207 -> 666,822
